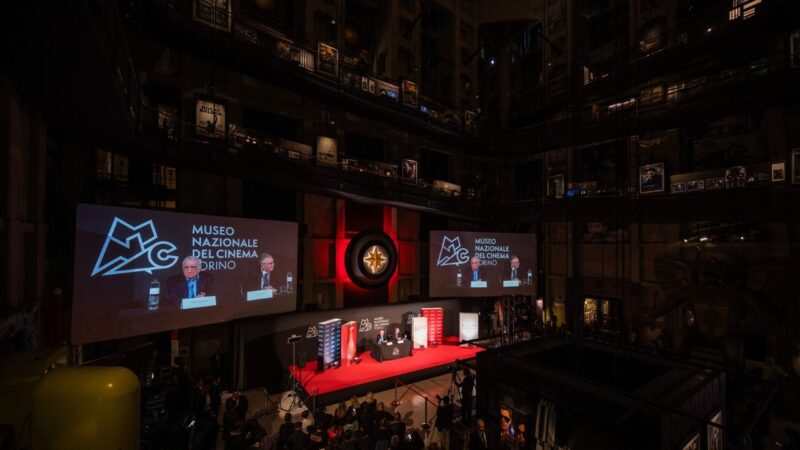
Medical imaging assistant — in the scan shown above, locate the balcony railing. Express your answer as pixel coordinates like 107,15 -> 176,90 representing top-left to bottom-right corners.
147,0 -> 481,136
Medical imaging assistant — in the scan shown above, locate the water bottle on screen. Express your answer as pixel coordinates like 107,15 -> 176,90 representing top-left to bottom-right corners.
456,267 -> 463,287
527,269 -> 533,285
286,272 -> 293,294
148,279 -> 160,311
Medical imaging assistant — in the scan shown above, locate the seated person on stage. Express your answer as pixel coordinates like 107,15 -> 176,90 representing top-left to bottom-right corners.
376,329 -> 388,344
166,256 -> 215,306
389,327 -> 407,341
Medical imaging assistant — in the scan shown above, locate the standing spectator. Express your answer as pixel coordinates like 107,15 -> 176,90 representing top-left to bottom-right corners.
314,406 -> 332,431
208,375 -> 223,417
226,389 -> 249,422
435,395 -> 453,450
389,412 -> 406,439
189,377 -> 207,421
468,419 -> 489,450
372,418 -> 390,450
456,369 -> 475,424
375,402 -> 393,424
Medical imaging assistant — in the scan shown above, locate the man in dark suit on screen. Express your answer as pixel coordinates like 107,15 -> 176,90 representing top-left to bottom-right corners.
248,252 -> 280,294
166,256 -> 215,307
503,256 -> 525,282
468,256 -> 487,284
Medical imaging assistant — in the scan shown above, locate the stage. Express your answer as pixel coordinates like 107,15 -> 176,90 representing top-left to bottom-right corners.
290,341 -> 483,405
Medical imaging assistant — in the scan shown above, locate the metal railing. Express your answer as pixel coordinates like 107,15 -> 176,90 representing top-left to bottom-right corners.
391,378 -> 440,431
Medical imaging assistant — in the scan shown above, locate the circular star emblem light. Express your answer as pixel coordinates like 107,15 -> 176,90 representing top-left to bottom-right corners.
362,245 -> 389,275
345,230 -> 397,289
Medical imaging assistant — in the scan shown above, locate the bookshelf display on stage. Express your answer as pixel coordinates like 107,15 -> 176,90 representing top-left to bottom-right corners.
420,307 -> 444,347
318,318 -> 342,369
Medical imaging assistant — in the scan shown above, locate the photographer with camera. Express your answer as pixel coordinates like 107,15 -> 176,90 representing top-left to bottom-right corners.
435,394 -> 454,450
455,368 -> 474,424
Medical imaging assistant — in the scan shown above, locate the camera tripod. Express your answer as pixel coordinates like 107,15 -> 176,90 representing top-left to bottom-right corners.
447,366 -> 462,402
280,338 -> 305,412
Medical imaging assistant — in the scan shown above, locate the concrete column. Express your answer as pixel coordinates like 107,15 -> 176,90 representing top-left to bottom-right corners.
0,74 -> 47,314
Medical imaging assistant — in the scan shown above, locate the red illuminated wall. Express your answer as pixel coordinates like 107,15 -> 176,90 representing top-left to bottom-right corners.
303,194 -> 420,310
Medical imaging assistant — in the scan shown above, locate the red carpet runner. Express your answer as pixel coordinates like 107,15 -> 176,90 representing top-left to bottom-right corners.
290,342 -> 483,396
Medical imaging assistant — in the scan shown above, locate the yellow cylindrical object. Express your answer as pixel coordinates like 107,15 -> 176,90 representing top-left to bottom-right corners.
32,366 -> 140,450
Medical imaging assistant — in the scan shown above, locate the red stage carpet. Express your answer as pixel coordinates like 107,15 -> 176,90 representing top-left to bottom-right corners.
290,342 -> 483,396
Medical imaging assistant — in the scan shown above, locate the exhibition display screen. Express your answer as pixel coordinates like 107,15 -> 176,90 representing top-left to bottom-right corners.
72,204 -> 298,343
428,231 -> 536,297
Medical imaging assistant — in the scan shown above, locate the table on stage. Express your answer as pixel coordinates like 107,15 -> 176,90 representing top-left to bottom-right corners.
371,340 -> 413,362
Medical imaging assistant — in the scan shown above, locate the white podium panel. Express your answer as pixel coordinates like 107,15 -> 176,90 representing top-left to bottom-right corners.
470,280 -> 487,288
412,316 -> 428,349
459,312 -> 480,342
181,296 -> 217,310
246,289 -> 274,301
502,279 -> 521,287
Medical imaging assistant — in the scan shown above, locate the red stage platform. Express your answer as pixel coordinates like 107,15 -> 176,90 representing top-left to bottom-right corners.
290,341 -> 483,403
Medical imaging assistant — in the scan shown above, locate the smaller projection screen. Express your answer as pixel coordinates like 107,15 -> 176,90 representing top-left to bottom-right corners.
429,231 -> 536,297
72,204 -> 298,344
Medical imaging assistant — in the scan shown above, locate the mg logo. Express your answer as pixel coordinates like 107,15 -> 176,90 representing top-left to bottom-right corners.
92,217 -> 178,276
436,235 -> 469,267
358,318 -> 373,332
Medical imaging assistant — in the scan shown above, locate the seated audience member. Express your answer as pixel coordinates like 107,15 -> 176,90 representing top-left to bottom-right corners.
278,413 -> 294,449
300,409 -> 314,434
286,422 -> 307,450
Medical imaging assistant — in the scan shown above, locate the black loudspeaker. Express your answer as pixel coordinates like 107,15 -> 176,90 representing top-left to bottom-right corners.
316,355 -> 325,373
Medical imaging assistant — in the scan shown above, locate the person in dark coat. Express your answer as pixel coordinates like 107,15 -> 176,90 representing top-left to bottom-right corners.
286,423 -> 308,450
456,369 -> 474,423
278,413 -> 295,449
226,389 -> 249,422
468,419 -> 489,450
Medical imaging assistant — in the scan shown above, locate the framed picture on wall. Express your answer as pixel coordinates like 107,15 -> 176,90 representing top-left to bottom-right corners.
671,182 -> 686,193
687,179 -> 705,192
547,174 -> 565,198
791,31 -> 800,69
706,178 -> 725,190
792,149 -> 800,183
639,163 -> 665,194
402,159 -> 418,182
772,162 -> 785,182
317,43 -> 339,77
193,0 -> 232,32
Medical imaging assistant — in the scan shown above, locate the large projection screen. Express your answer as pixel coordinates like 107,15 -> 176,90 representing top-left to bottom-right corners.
429,231 -> 536,298
72,204 -> 298,344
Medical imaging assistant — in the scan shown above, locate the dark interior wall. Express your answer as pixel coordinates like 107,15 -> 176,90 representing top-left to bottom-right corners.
237,298 -> 465,391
